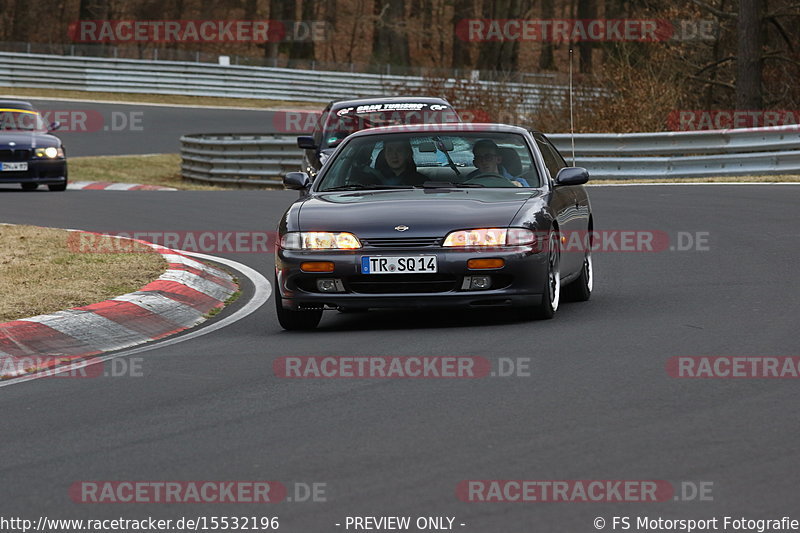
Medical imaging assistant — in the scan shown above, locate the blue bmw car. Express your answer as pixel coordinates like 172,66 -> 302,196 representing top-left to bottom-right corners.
0,100 -> 68,191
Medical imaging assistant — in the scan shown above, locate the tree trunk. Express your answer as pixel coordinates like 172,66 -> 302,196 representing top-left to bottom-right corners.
476,0 -> 520,72
539,0 -> 556,70
602,0 -> 626,63
451,0 -> 472,70
266,0 -> 295,64
77,0 -> 109,20
736,0 -> 763,109
372,0 -> 410,67
577,0 -> 596,73
291,0 -> 318,61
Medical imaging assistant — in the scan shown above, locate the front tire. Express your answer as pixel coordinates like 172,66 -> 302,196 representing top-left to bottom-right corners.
563,248 -> 592,302
274,277 -> 322,330
517,229 -> 561,320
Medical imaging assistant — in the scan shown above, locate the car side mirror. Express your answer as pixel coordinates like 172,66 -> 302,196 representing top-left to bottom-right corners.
297,136 -> 317,150
49,121 -> 61,131
555,167 -> 589,186
283,171 -> 311,190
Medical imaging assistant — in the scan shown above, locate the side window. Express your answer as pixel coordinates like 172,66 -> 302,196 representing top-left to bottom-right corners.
313,105 -> 331,145
534,135 -> 566,180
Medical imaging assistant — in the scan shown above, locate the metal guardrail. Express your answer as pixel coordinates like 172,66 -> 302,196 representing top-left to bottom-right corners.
180,133 -> 300,187
0,40 -> 560,82
181,125 -> 800,185
0,51 -> 598,108
548,124 -> 800,178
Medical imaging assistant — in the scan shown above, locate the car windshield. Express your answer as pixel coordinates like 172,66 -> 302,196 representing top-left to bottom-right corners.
321,103 -> 459,148
316,131 -> 540,191
0,109 -> 48,132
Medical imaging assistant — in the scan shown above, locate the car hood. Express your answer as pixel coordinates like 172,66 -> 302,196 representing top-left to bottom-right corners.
298,189 -> 540,237
0,132 -> 61,149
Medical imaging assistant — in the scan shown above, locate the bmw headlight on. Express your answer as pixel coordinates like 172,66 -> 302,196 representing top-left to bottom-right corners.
443,228 -> 536,247
33,147 -> 64,159
280,231 -> 361,250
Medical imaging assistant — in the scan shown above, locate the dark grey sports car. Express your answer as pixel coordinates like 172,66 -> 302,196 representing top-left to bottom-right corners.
275,123 -> 593,330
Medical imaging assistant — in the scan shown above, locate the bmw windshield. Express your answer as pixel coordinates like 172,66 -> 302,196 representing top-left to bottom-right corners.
0,109 -> 48,132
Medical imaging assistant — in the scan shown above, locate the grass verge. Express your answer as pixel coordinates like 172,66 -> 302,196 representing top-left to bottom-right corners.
69,154 -> 235,190
1,87 -> 319,109
0,225 -> 167,322
70,153 -> 800,190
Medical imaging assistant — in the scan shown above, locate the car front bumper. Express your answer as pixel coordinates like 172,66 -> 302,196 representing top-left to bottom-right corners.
275,246 -> 548,311
0,159 -> 67,185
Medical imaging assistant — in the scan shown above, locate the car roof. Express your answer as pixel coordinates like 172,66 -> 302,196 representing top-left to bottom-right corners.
0,100 -> 36,111
329,96 -> 453,111
346,122 -> 530,138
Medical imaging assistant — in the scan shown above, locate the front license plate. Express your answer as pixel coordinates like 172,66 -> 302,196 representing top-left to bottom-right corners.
0,162 -> 28,171
361,256 -> 438,274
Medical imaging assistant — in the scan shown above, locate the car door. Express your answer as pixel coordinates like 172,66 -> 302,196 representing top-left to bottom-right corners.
533,133 -> 584,276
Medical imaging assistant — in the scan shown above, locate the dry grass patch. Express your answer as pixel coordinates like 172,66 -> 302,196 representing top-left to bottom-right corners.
0,225 -> 166,322
69,154 -> 224,190
69,154 -> 278,190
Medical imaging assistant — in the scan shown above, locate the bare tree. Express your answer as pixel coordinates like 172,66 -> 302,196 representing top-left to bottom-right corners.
577,0 -> 597,73
451,0 -> 472,70
539,0 -> 556,70
476,0 -> 523,72
372,0 -> 410,67
736,0 -> 763,109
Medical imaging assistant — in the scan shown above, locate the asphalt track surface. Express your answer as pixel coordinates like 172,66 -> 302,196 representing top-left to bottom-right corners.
1,184 -> 798,531
23,98 -> 283,157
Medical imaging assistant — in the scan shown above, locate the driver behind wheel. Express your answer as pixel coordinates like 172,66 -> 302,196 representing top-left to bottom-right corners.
372,140 -> 427,186
468,139 -> 530,187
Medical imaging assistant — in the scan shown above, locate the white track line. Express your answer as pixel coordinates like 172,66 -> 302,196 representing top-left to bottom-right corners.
0,251 -> 271,388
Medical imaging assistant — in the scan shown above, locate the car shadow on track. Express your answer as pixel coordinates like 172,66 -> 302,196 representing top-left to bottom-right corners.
310,304 -> 584,332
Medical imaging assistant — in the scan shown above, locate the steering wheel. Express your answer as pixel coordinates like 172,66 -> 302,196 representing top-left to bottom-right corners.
347,165 -> 382,185
461,173 -> 518,187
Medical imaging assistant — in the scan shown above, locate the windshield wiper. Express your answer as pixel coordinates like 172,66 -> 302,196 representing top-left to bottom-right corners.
422,181 -> 484,189
433,136 -> 461,177
322,184 -> 414,192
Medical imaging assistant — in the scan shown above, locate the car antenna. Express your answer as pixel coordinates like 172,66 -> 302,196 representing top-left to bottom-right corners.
569,48 -> 576,166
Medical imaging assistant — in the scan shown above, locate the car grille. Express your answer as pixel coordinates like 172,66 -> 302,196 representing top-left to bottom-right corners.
347,274 -> 457,294
0,149 -> 31,162
361,237 -> 440,248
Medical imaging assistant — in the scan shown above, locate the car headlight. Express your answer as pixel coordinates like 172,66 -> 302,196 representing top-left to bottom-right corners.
34,147 -> 64,159
443,228 -> 536,247
280,231 -> 361,250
